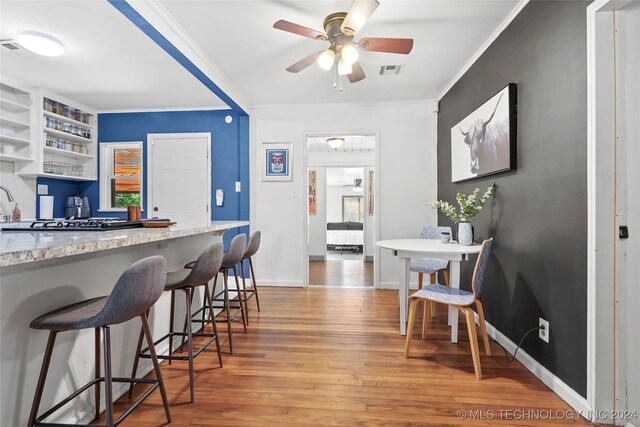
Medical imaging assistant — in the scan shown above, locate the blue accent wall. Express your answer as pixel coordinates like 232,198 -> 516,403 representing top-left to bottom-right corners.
35,177 -> 83,218
77,109 -> 249,247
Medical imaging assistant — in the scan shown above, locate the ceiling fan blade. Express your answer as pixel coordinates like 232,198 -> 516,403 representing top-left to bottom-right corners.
286,50 -> 323,73
348,62 -> 366,83
273,20 -> 327,41
341,0 -> 380,36
359,37 -> 414,54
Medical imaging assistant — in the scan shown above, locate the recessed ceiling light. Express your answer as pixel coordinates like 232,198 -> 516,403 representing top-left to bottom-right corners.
17,32 -> 64,57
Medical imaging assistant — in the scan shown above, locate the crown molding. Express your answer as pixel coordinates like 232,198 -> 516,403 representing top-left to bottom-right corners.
97,106 -> 233,114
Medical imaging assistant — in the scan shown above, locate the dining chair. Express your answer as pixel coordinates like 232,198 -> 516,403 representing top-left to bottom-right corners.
410,226 -> 451,317
404,238 -> 493,379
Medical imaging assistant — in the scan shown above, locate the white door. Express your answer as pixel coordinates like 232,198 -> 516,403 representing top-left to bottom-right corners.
615,4 -> 640,423
148,133 -> 210,225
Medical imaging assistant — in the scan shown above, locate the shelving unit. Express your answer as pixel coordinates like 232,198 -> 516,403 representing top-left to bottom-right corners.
0,80 -> 34,165
19,89 -> 97,181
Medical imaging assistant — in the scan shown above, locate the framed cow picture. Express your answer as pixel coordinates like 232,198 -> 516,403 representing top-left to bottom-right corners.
262,142 -> 292,181
451,83 -> 517,183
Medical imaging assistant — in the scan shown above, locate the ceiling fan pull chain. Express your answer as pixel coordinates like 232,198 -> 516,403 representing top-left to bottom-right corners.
339,74 -> 343,92
333,61 -> 337,88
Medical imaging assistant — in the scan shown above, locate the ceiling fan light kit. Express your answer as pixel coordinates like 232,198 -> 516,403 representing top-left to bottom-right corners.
273,0 -> 413,90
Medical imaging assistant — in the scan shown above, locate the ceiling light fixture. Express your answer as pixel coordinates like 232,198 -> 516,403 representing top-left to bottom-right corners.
317,48 -> 336,70
17,32 -> 64,56
341,44 -> 359,65
327,137 -> 345,150
337,58 -> 352,76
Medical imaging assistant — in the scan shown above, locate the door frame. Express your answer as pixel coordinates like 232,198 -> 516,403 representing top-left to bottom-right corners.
302,131 -> 380,288
147,132 -> 212,222
587,0 -> 635,422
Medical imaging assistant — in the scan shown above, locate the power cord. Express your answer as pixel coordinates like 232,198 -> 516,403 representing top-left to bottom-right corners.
493,325 -> 545,364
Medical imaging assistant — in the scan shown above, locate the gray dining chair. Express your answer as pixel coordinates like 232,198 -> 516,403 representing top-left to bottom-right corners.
404,238 -> 493,379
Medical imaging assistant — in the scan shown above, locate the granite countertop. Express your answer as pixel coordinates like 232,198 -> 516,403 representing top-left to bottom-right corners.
0,220 -> 249,267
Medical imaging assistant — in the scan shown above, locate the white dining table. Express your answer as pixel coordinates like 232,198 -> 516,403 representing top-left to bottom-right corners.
377,239 -> 482,341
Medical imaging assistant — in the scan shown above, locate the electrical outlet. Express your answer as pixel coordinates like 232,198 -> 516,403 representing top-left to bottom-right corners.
539,318 -> 550,343
235,181 -> 241,192
37,184 -> 48,195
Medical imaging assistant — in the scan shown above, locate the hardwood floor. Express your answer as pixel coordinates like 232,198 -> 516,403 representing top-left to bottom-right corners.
309,260 -> 374,286
105,288 -> 591,426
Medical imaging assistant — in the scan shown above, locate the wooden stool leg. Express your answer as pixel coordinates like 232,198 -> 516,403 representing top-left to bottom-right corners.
404,299 -> 419,358
475,301 -> 492,356
429,273 -> 436,317
464,308 -> 482,379
422,300 -> 432,339
443,268 -> 450,286
418,273 -> 423,290
205,283 -> 223,367
102,326 -> 114,427
249,257 -> 261,312
28,331 -> 57,427
140,313 -> 171,423
94,327 -> 101,420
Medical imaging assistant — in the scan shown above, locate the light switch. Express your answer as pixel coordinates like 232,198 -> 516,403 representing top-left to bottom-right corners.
37,184 -> 48,195
235,181 -> 241,192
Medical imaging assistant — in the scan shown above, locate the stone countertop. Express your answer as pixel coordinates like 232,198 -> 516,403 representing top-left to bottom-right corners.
0,220 -> 249,267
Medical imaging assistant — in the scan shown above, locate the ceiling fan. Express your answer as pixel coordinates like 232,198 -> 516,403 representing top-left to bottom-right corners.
273,0 -> 413,87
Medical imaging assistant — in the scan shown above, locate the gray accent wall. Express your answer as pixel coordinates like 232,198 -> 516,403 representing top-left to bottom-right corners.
437,1 -> 589,396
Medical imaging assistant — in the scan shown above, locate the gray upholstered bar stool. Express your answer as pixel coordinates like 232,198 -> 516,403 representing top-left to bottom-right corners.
239,231 -> 261,325
27,256 -> 170,427
209,233 -> 247,353
130,242 -> 224,404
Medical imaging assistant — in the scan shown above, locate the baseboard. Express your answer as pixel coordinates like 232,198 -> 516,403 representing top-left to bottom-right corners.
379,281 -> 420,290
309,255 -> 325,261
473,312 -> 592,418
257,280 -> 304,287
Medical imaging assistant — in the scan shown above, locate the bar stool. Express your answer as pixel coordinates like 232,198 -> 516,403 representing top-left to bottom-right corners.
239,231 -> 261,325
130,242 -> 224,404
28,256 -> 170,427
209,234 -> 247,353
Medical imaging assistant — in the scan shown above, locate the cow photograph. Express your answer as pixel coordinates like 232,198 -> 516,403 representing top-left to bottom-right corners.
451,84 -> 516,183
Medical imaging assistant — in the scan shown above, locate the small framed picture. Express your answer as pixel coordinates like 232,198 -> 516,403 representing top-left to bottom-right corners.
262,142 -> 292,181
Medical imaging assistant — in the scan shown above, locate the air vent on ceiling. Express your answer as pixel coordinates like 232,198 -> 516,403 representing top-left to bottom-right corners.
1,40 -> 20,50
0,40 -> 31,57
379,64 -> 403,75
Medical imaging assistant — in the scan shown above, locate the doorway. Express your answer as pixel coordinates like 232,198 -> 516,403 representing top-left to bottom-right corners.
305,135 -> 376,287
147,132 -> 211,224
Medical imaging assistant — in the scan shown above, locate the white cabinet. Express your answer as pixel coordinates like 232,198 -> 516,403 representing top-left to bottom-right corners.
19,89 -> 97,181
0,78 -> 34,165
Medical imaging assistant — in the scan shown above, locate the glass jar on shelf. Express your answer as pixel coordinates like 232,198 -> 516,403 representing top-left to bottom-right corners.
80,144 -> 88,154
73,109 -> 83,122
45,117 -> 54,129
81,112 -> 90,125
52,102 -> 63,116
63,105 -> 72,118
82,128 -> 91,139
44,98 -> 54,112
54,120 -> 64,131
72,142 -> 80,152
62,122 -> 71,134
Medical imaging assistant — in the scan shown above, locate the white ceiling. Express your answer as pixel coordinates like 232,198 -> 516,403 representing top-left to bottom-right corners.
0,1 -> 521,110
0,1 -> 227,111
308,135 -> 375,152
326,167 -> 364,186
160,0 -> 520,105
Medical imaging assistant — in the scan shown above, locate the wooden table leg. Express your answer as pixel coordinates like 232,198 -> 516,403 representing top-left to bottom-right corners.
398,256 -> 411,336
449,261 -> 460,343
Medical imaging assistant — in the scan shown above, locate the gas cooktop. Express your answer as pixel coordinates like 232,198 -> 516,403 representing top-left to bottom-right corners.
1,218 -> 142,232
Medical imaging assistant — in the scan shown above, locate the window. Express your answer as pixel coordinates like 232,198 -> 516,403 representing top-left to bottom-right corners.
342,196 -> 363,222
100,142 -> 143,211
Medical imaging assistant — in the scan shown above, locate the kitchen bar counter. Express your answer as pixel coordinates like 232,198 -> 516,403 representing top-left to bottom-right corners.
0,220 -> 249,267
0,219 -> 248,426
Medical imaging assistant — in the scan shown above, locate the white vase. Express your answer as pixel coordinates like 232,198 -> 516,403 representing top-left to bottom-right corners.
458,222 -> 473,246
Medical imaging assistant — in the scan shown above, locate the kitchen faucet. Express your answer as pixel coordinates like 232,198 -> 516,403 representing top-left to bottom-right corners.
0,185 -> 14,202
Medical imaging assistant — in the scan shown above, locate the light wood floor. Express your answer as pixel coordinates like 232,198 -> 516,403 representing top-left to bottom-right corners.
309,260 -> 374,286
105,288 -> 592,426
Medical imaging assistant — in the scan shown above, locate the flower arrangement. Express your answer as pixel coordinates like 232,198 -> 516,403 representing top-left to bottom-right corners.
432,184 -> 495,223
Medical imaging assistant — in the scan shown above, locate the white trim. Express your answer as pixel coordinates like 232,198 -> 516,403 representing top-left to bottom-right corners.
146,132 -> 212,222
436,0 -> 530,101
475,313 -> 592,419
99,141 -> 144,212
98,106 -> 232,114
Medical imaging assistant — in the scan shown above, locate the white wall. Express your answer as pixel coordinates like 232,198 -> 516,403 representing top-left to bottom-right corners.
326,183 -> 360,222
250,101 -> 438,287
0,162 -> 36,220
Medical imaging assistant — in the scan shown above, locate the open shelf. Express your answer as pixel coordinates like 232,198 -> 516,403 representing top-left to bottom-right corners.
43,110 -> 94,129
0,98 -> 30,113
0,153 -> 32,163
44,127 -> 92,144
39,172 -> 96,181
0,134 -> 30,146
0,116 -> 30,130
44,146 -> 94,161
